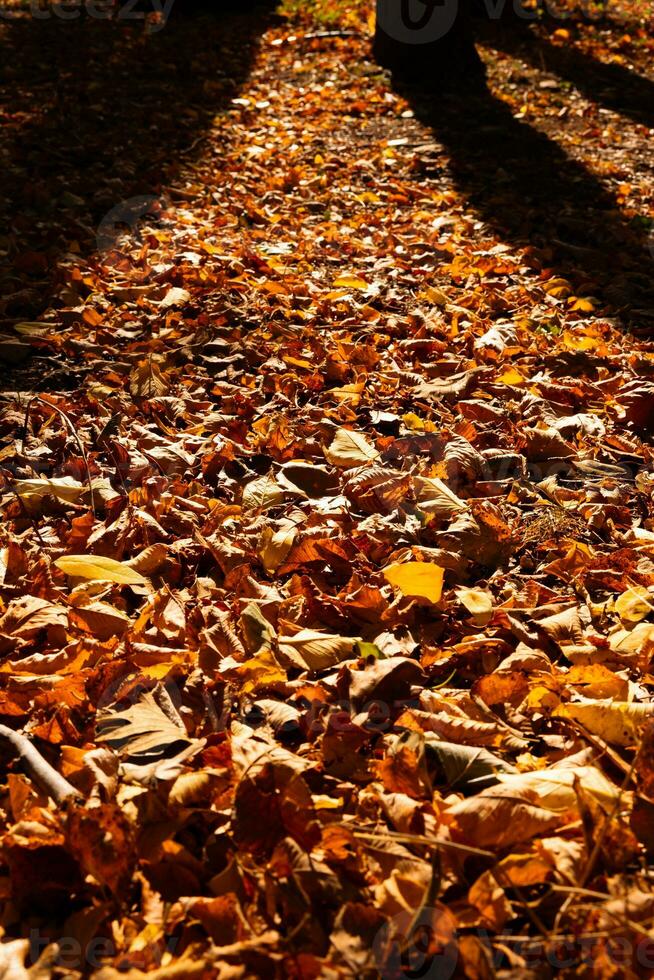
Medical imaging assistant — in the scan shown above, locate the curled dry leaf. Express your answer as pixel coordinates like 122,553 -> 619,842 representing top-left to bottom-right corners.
13,476 -> 109,505
276,461 -> 340,498
96,689 -> 204,769
456,587 -> 494,626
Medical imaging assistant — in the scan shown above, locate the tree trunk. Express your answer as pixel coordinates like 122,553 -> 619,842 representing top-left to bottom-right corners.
373,0 -> 484,87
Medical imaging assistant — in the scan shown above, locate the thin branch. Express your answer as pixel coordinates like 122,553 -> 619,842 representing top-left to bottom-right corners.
0,724 -> 80,804
34,396 -> 96,518
351,827 -> 494,859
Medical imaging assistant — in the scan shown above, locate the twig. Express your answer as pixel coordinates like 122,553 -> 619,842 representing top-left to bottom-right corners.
552,759 -> 635,939
494,930 -> 611,944
301,30 -> 362,39
33,396 -> 96,518
351,827 -> 494,859
564,717 -> 637,784
0,724 -> 80,804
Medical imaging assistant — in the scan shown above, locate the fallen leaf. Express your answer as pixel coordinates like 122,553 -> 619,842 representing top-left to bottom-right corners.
333,274 -> 369,289
55,554 -> 148,585
383,561 -> 444,604
324,428 -> 380,468
554,699 -> 654,746
278,629 -> 360,672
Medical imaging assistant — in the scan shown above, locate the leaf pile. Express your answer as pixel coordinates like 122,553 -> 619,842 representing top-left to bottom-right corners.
1,1 -> 654,977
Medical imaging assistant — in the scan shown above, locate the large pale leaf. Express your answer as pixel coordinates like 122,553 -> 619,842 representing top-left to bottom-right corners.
412,475 -> 467,518
553,698 -> 654,746
323,428 -> 380,469
278,629 -> 360,672
448,763 -> 623,847
614,587 -> 654,626
55,554 -> 147,585
456,587 -> 493,626
242,474 -> 284,513
259,524 -> 297,574
240,601 -> 276,654
333,274 -> 369,289
13,476 -> 114,505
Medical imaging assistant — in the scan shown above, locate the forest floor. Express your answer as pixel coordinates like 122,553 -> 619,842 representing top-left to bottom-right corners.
1,1 -> 654,977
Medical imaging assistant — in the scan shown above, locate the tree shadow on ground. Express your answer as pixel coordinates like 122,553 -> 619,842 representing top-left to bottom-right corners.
0,1 -> 276,328
482,19 -> 654,129
392,27 -> 654,329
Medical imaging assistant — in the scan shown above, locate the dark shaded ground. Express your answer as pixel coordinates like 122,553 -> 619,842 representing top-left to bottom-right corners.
0,1 -> 276,327
388,19 -> 654,328
1,2 -> 653,358
484,20 -> 654,129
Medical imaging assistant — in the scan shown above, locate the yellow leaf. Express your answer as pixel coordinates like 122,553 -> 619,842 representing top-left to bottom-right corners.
566,664 -> 629,701
313,794 -> 343,809
545,277 -> 573,299
14,477 -> 90,504
237,647 -> 286,695
402,412 -> 435,432
553,698 -> 654,746
333,274 -> 369,290
331,382 -> 365,405
421,285 -> 449,306
278,629 -> 360,672
521,685 -> 560,712
570,297 -> 596,312
383,562 -> 444,604
138,662 -> 179,680
284,356 -> 314,370
496,368 -> 526,386
615,586 -> 654,625
55,555 -> 147,585
562,332 -> 596,351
